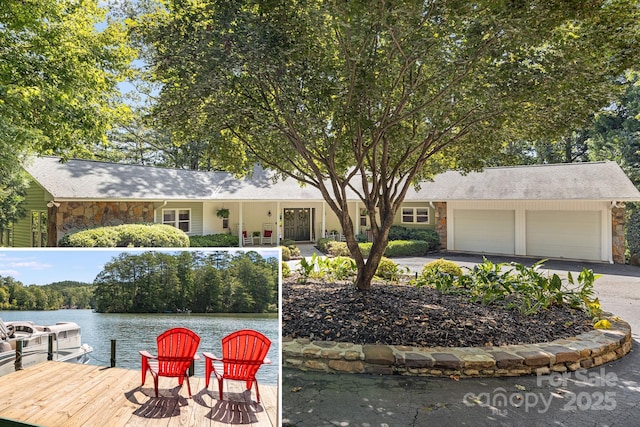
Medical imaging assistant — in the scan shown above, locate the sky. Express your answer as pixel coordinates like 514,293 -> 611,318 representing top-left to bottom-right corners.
0,248 -> 279,286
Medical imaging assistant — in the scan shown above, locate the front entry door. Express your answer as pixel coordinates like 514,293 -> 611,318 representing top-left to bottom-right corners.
283,208 -> 311,241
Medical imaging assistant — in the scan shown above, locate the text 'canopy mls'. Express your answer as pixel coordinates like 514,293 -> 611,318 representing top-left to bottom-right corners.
139,0 -> 640,290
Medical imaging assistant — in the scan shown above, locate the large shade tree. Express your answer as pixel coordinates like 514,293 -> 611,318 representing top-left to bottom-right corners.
139,0 -> 640,290
0,0 -> 135,228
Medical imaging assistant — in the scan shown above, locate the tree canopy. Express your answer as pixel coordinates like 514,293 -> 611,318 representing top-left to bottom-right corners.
138,0 -> 640,290
0,0 -> 135,228
93,250 -> 278,313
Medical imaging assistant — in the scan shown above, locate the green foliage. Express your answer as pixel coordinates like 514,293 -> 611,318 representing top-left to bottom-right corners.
0,276 -> 94,311
325,256 -> 357,280
59,224 -> 189,247
626,207 -> 640,257
324,240 -> 429,258
279,240 -> 300,260
316,238 -> 333,253
375,257 -> 406,283
280,246 -> 291,261
388,226 -> 440,250
138,0 -> 639,291
296,253 -> 319,283
189,234 -> 239,247
281,262 -> 291,278
93,251 -> 277,313
422,259 -> 463,277
384,240 -> 430,257
416,258 -> 601,316
1,0 -> 134,157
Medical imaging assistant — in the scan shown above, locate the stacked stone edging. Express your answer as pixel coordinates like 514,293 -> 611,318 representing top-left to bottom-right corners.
282,316 -> 632,377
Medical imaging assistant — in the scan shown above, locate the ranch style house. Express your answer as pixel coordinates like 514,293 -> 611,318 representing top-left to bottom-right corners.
4,156 -> 640,265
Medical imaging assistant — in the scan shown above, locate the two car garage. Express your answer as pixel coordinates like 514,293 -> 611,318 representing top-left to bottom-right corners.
450,204 -> 605,262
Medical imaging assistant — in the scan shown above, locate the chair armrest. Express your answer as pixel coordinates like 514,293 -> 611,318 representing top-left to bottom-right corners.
193,354 -> 201,361
202,352 -> 222,362
264,357 -> 272,365
139,350 -> 156,359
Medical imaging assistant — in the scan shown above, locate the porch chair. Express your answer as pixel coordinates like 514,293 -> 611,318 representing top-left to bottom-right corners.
203,329 -> 272,403
242,230 -> 253,246
261,223 -> 273,245
139,327 -> 201,397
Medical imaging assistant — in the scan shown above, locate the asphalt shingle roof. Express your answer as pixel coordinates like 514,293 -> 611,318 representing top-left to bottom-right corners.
23,156 -> 640,202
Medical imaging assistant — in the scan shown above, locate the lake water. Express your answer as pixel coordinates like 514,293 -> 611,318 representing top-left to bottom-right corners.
0,310 -> 279,385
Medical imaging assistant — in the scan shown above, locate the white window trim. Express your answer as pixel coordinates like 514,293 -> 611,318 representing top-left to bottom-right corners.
162,208 -> 192,234
401,206 -> 430,224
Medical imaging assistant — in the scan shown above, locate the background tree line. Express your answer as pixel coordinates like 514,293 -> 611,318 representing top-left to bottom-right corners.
0,277 -> 94,311
93,251 -> 278,313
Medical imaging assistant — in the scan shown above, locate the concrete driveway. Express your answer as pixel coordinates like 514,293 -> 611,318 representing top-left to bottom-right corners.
282,251 -> 640,426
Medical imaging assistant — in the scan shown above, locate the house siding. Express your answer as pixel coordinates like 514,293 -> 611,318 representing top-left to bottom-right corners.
12,179 -> 49,247
157,202 -> 203,236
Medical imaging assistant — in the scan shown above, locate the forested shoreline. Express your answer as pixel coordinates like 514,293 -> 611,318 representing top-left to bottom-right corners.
93,251 -> 278,314
0,278 -> 94,311
1,251 -> 279,314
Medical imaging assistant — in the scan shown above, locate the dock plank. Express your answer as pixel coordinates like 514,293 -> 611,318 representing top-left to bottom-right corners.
0,362 -> 278,427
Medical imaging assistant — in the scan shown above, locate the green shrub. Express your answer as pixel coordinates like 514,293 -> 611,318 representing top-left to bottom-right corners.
326,241 -> 352,256
189,234 -> 238,247
626,206 -> 640,257
384,240 -> 430,256
59,224 -> 190,247
326,256 -> 357,279
317,238 -> 333,253
375,257 -> 405,282
356,232 -> 369,243
388,226 -> 439,250
280,246 -> 292,261
415,258 -> 601,316
282,262 -> 291,278
422,259 -> 463,277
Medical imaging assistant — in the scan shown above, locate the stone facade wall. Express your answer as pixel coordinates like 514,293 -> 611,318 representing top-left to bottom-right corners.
611,205 -> 625,264
283,317 -> 631,377
434,202 -> 447,250
52,201 -> 155,246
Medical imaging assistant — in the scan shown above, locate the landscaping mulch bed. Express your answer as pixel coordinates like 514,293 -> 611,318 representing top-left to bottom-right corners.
282,277 -> 594,347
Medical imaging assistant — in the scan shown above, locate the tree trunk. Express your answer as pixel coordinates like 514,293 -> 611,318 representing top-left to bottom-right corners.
354,240 -> 387,290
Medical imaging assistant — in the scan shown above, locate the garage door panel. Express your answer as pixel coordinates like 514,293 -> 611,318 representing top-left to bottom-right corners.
526,211 -> 601,260
454,210 -> 515,254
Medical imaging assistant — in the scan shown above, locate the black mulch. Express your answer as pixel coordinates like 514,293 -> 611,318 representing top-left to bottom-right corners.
282,277 -> 594,347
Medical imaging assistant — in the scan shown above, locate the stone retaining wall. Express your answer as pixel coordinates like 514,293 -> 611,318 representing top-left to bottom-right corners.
283,316 -> 632,377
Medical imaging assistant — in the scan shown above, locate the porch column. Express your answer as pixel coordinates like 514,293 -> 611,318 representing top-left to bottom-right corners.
239,202 -> 244,248
276,201 -> 281,244
322,202 -> 327,238
354,201 -> 360,236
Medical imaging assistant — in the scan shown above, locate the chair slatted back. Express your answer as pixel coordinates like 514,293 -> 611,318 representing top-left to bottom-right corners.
156,327 -> 200,377
221,329 -> 271,381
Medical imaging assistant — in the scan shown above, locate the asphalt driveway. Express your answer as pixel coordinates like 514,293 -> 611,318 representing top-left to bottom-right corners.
282,251 -> 640,426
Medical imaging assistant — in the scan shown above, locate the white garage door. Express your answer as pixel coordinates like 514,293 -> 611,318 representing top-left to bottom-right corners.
526,211 -> 601,260
454,210 -> 515,254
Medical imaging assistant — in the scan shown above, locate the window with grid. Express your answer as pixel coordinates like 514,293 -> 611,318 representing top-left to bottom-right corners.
401,207 -> 429,224
163,209 -> 191,233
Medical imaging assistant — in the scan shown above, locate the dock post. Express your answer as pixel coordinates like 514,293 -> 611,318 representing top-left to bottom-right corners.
48,335 -> 54,361
110,340 -> 116,368
189,360 -> 195,377
14,340 -> 23,371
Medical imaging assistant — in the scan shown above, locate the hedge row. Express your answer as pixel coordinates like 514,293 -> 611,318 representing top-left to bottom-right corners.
319,239 -> 431,258
189,234 -> 239,247
59,224 -> 190,247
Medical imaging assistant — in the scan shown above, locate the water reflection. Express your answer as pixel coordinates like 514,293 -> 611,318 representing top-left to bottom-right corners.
0,310 -> 279,384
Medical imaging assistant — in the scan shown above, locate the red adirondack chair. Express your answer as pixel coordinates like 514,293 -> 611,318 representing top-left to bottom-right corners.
203,329 -> 271,403
139,327 -> 201,397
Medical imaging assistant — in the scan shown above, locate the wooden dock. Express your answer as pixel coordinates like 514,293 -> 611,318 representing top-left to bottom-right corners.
0,362 -> 278,427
